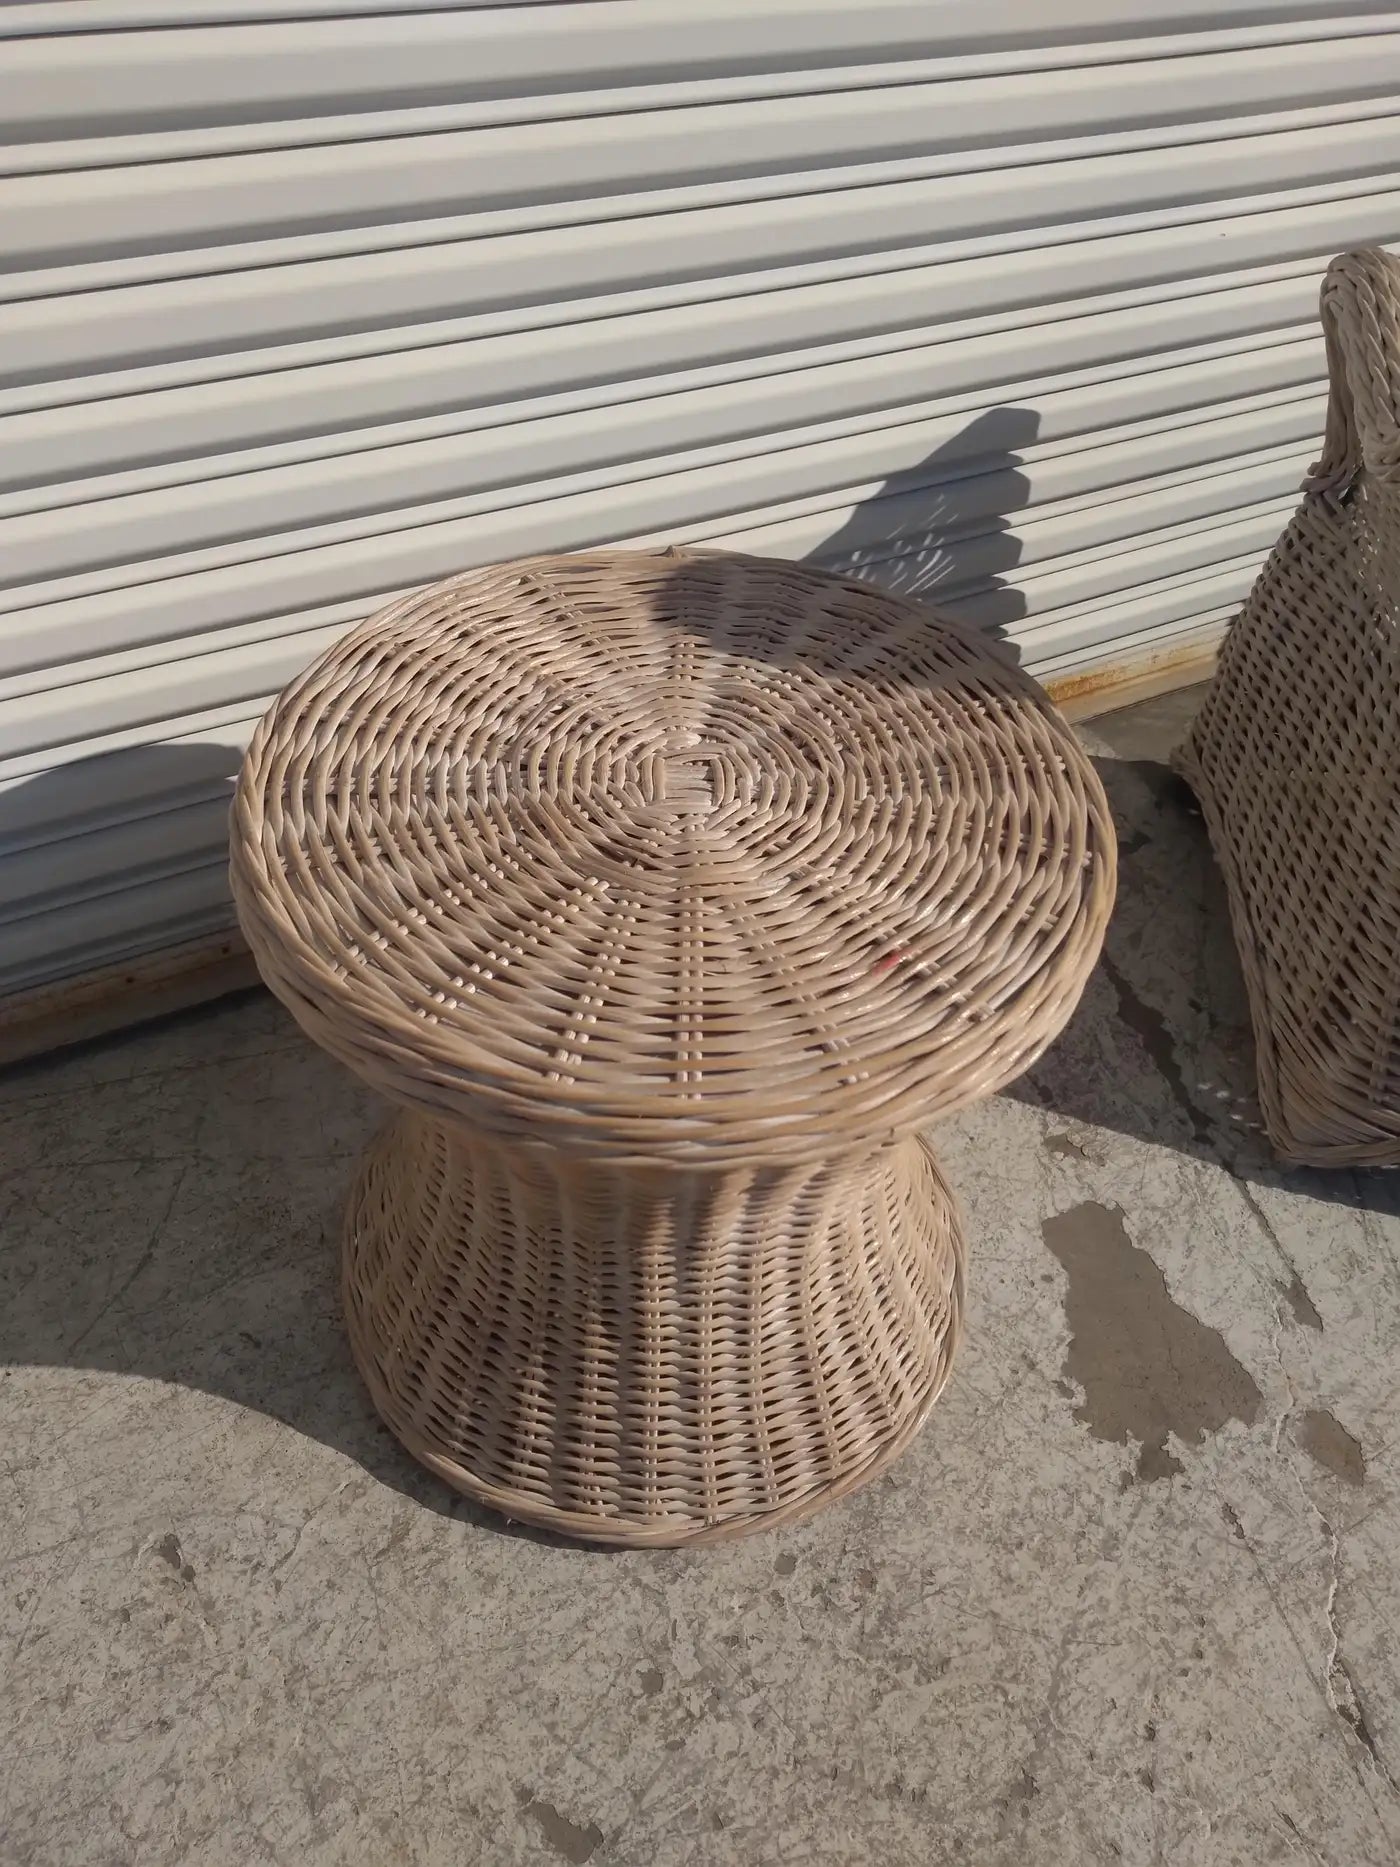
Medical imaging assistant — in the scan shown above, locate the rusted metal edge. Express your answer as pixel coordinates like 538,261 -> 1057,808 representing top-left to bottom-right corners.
0,927 -> 258,1069
1045,641 -> 1218,722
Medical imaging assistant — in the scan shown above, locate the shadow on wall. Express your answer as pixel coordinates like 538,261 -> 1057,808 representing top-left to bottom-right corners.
0,738 -> 246,1003
801,403 -> 1041,645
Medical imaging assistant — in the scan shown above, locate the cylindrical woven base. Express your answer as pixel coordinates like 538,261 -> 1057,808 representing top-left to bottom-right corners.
343,1114 -> 966,1545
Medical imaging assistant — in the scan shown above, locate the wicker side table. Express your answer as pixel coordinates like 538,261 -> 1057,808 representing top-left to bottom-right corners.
231,549 -> 1114,1544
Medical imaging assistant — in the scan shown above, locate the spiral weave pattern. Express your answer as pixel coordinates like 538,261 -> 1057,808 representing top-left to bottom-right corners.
232,548 -> 1114,1541
233,549 -> 1114,1165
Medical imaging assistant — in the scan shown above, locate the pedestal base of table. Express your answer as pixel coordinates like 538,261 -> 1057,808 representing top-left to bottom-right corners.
343,1113 -> 966,1545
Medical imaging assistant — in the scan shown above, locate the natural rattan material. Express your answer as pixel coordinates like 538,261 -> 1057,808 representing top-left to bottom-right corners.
1180,249 -> 1400,1167
232,549 -> 1114,1542
345,1116 -> 964,1543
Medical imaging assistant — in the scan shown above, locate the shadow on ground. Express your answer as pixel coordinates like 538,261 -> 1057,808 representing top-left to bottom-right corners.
0,987 -> 583,1538
1004,716 -> 1400,1221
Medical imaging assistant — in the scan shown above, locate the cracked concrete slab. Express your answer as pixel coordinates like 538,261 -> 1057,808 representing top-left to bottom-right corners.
4,686 -> 1400,1865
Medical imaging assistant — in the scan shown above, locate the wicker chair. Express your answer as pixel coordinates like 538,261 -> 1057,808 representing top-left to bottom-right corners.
1179,248 -> 1400,1167
231,549 -> 1114,1542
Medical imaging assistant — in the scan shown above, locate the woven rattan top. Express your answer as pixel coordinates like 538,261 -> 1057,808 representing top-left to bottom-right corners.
232,549 -> 1115,1163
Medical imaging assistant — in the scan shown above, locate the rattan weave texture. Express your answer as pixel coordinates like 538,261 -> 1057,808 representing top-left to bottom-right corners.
1180,249 -> 1400,1167
345,1113 -> 965,1543
232,549 -> 1114,1541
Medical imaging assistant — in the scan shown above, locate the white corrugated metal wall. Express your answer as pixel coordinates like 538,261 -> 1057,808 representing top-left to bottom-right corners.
2,0 -> 1399,1003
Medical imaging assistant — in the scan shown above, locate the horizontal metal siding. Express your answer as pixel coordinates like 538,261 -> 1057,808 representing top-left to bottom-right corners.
8,52 -> 1400,273
0,270 -> 1327,489
6,4 -> 1395,135
10,169 -> 1400,385
1,2 -> 1396,996
0,360 -> 1329,690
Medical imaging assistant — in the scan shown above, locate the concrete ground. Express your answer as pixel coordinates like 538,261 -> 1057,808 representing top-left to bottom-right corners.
5,687 -> 1400,1867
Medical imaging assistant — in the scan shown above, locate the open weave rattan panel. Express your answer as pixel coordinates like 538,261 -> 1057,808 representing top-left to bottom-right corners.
1181,250 -> 1400,1167
232,549 -> 1115,1167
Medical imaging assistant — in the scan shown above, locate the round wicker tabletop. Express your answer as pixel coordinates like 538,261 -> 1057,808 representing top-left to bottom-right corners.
231,548 -> 1115,1543
233,549 -> 1114,1165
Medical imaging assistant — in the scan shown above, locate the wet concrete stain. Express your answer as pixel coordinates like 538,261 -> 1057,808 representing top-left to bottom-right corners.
638,1666 -> 663,1697
773,1552 -> 798,1577
1099,951 -> 1214,1148
1282,1270 -> 1324,1332
1220,1501 -> 1248,1543
1042,1202 -> 1263,1480
154,1532 -> 196,1584
1296,1408 -> 1366,1486
1044,1131 -> 1088,1161
1134,1441 -> 1185,1485
521,1798 -> 604,1864
1233,1177 -> 1324,1331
